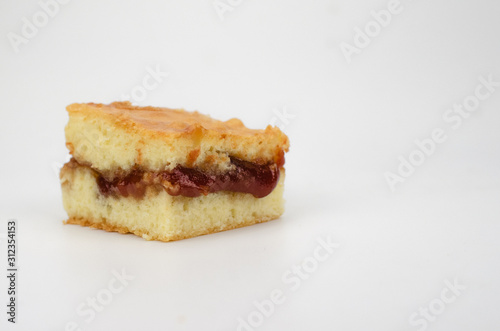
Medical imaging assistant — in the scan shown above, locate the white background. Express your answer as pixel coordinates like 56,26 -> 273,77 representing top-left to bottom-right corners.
1,0 -> 500,330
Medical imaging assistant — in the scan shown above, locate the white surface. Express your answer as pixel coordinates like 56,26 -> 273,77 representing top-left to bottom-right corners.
1,0 -> 500,330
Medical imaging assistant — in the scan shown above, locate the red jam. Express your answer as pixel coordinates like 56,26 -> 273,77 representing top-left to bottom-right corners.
97,171 -> 146,199
97,156 -> 281,199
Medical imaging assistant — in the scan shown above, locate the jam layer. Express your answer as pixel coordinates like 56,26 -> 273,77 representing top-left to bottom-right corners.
95,156 -> 281,199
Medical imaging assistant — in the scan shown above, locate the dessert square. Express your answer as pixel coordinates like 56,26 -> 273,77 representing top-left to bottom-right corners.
60,102 -> 289,241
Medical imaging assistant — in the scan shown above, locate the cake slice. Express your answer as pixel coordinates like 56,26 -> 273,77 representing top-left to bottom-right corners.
60,102 -> 289,242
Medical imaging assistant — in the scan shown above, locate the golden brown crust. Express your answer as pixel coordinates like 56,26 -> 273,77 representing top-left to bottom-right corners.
65,102 -> 289,174
64,215 -> 279,242
67,101 -> 289,152
187,148 -> 201,168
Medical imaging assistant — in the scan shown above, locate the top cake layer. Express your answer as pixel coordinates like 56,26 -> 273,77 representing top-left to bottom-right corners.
65,102 -> 289,178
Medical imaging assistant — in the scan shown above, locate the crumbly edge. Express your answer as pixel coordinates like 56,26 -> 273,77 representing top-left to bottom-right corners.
64,215 -> 279,242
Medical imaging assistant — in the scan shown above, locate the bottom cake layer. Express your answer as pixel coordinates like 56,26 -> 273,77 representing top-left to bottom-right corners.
60,164 -> 285,242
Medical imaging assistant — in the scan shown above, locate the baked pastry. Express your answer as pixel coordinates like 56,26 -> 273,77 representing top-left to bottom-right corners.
60,102 -> 289,241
